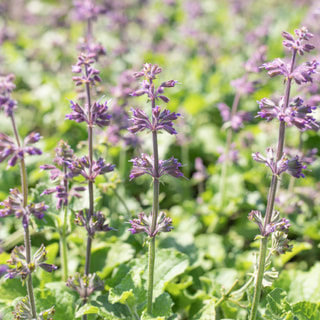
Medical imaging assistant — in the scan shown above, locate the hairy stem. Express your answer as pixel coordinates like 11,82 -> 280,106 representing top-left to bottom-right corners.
10,114 -> 37,318
147,83 -> 160,314
250,49 -> 297,320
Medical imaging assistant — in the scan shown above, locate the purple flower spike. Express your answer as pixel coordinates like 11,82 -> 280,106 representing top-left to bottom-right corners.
130,154 -> 184,180
128,106 -> 180,135
128,211 -> 173,237
0,74 -> 17,117
286,156 -> 307,178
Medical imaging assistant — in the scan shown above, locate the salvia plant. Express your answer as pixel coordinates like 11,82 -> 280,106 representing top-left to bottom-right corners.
1,0 -> 320,319
128,63 -> 184,314
0,75 -> 57,318
248,26 -> 319,319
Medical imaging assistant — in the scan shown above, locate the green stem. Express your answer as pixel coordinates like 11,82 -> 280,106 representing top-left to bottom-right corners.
10,114 -> 37,318
60,205 -> 69,282
147,82 -> 160,314
249,49 -> 297,320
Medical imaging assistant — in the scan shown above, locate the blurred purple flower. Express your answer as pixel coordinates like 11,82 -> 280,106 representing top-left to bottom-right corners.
282,27 -> 315,55
0,74 -> 17,117
0,132 -> 42,167
129,153 -> 184,180
192,157 -> 208,183
0,188 -> 48,228
244,45 -> 267,73
231,77 -> 259,95
218,102 -> 252,131
217,143 -> 239,163
66,100 -> 111,128
66,156 -> 115,182
257,96 -> 319,131
73,0 -> 107,22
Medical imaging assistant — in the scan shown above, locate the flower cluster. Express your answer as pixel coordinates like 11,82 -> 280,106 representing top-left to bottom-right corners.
129,153 -> 184,180
262,28 -> 318,84
131,63 -> 178,103
74,209 -> 114,238
66,272 -> 104,299
66,99 -> 111,128
0,74 -> 17,117
128,106 -> 180,135
73,0 -> 107,22
0,188 -> 48,229
6,244 -> 57,281
0,132 -> 42,167
65,155 -> 115,182
248,210 -> 290,237
13,296 -> 55,320
71,53 -> 102,86
40,141 -> 86,209
218,102 -> 252,131
252,147 -> 307,178
128,211 -> 173,237
257,96 -> 319,131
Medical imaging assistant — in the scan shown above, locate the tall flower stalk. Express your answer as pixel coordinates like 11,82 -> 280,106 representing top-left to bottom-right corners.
0,75 -> 56,319
128,63 -> 183,314
249,27 -> 319,320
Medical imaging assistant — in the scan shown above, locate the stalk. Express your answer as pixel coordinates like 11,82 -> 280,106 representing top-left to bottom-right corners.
10,114 -> 37,318
147,84 -> 160,314
218,91 -> 241,209
249,50 -> 297,320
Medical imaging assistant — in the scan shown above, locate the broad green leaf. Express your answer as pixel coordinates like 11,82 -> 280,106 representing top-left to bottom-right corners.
292,301 -> 320,320
34,284 -> 77,320
75,304 -> 99,317
151,249 -> 189,298
0,278 -> 27,302
266,288 -> 292,319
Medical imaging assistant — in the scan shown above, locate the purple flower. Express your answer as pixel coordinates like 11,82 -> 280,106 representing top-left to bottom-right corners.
75,209 -> 115,238
128,211 -> 173,237
66,272 -> 104,298
0,188 -> 48,228
6,244 -> 57,281
231,77 -> 259,95
0,74 -> 17,117
282,27 -> 315,56
218,103 -> 252,131
66,156 -> 114,182
129,154 -> 184,180
0,132 -> 42,168
252,148 -> 307,178
128,106 -> 180,135
66,100 -> 111,128
257,96 -> 319,131
73,0 -> 106,22
217,143 -> 239,163
131,64 -> 177,103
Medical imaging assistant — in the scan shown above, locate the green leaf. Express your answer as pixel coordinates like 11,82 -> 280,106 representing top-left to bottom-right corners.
34,283 -> 77,320
191,299 -> 216,320
266,288 -> 292,319
151,249 -> 189,298
75,304 -> 99,317
0,278 -> 27,302
292,301 -> 320,320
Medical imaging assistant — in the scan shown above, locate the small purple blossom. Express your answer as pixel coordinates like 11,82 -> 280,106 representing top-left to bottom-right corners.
66,272 -> 104,299
73,0 -> 107,22
0,132 -> 42,167
252,147 -> 307,178
257,96 -> 319,131
6,244 -> 57,281
128,106 -> 180,134
248,210 -> 290,236
231,77 -> 259,96
218,102 -> 252,131
282,27 -> 315,56
128,211 -> 173,237
0,188 -> 48,228
0,74 -> 17,117
129,154 -> 184,180
66,100 -> 111,128
217,143 -> 239,163
74,209 -> 115,238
